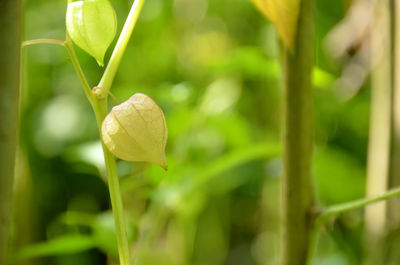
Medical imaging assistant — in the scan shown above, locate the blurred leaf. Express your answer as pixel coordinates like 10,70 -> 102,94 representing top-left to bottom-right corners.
14,235 -> 96,261
66,0 -> 117,66
92,213 -> 119,258
212,47 -> 280,79
59,211 -> 96,227
92,212 -> 136,258
177,142 -> 281,196
199,77 -> 242,115
63,141 -> 106,178
250,0 -> 300,49
313,67 -> 335,89
314,147 -> 365,205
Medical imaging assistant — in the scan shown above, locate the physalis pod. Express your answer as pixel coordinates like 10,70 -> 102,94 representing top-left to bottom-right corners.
251,0 -> 300,50
66,0 -> 117,66
101,93 -> 168,170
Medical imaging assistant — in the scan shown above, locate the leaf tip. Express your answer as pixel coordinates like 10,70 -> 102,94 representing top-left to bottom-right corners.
96,58 -> 105,67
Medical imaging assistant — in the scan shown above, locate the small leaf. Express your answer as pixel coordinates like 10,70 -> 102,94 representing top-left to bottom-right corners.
251,0 -> 300,50
14,235 -> 96,261
102,93 -> 168,170
66,0 -> 117,66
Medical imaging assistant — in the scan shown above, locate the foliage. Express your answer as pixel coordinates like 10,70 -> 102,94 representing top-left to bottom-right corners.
11,0 -> 385,265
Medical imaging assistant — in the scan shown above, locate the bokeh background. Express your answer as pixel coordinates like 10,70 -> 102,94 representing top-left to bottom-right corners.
13,0 -> 373,264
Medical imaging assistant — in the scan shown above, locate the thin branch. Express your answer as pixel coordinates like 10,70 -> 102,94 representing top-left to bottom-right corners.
64,38 -> 94,103
22,38 -> 94,103
22,39 -> 65,47
306,186 -> 400,264
322,186 -> 400,221
98,0 -> 146,91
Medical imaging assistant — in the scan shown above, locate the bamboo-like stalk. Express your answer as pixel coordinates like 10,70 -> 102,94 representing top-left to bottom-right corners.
365,0 -> 391,242
388,0 -> 400,230
0,0 -> 22,264
280,0 -> 315,264
364,2 -> 392,264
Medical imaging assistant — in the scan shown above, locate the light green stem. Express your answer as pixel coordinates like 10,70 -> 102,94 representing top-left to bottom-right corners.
21,38 -> 93,104
64,38 -> 131,265
24,8 -> 144,264
64,38 -> 94,104
306,186 -> 400,264
98,0 -> 146,90
93,100 -> 132,265
322,187 -> 400,220
91,0 -> 148,263
22,38 -> 65,47
26,1 -> 147,264
66,0 -> 148,261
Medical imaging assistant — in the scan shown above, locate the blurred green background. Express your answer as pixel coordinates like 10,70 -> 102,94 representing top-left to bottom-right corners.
13,0 -> 369,264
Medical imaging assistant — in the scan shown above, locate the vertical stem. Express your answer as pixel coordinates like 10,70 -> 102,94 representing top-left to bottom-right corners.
98,0 -> 146,91
93,0 -> 148,263
388,0 -> 400,229
93,100 -> 132,265
365,0 -> 391,241
64,0 -> 148,263
280,0 -> 315,264
65,35 -> 132,265
0,0 -> 21,264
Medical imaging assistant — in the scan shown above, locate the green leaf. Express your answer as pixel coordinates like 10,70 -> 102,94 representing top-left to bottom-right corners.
66,0 -> 117,66
14,235 -> 96,261
250,0 -> 300,50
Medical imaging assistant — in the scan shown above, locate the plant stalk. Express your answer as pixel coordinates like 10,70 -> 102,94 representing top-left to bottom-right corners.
65,34 -> 132,265
98,0 -> 146,91
388,0 -> 400,229
91,0 -> 148,264
91,0 -> 148,262
365,0 -> 392,239
307,186 -> 400,264
0,0 -> 22,264
21,1 -> 148,264
280,0 -> 315,264
93,100 -> 132,265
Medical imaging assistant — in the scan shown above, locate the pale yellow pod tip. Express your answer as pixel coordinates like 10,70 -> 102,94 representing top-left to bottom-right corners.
101,93 -> 168,170
250,0 -> 300,50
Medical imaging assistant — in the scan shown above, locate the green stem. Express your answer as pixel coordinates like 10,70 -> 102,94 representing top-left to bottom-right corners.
98,0 -> 146,90
322,187 -> 400,221
280,0 -> 315,264
65,32 -> 134,265
22,37 -> 94,104
66,43 -> 132,264
388,0 -> 400,228
26,1 -> 148,264
93,100 -> 132,265
102,146 -> 131,265
22,38 -> 65,47
64,38 -> 94,104
92,1 -> 148,264
0,0 -> 21,264
306,186 -> 400,264
65,33 -> 132,265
